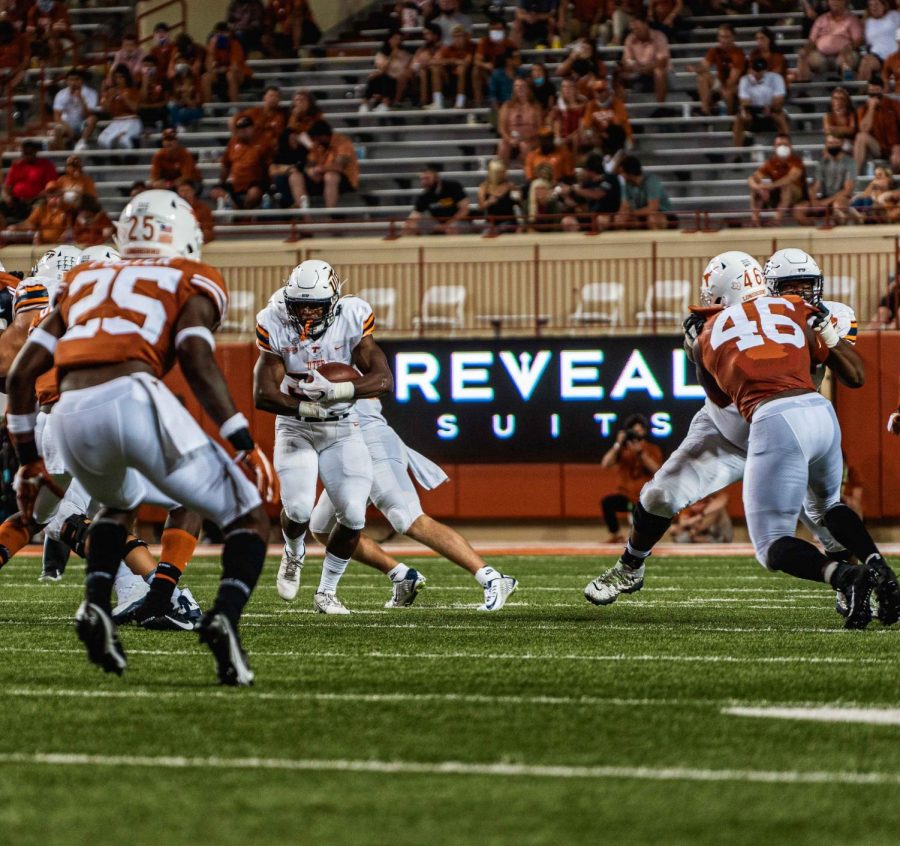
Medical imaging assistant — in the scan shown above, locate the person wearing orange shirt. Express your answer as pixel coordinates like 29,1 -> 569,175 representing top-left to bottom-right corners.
524,128 -> 574,183
0,20 -> 27,96
289,120 -> 359,209
472,19 -> 516,108
25,0 -> 74,65
9,181 -> 72,244
429,24 -> 474,109
581,78 -> 633,153
150,23 -> 176,75
72,194 -> 113,246
748,133 -> 810,226
692,23 -> 745,116
149,128 -> 202,189
230,85 -> 288,147
176,178 -> 215,243
202,21 -> 251,103
853,75 -> 900,174
57,155 -> 96,201
213,115 -> 271,209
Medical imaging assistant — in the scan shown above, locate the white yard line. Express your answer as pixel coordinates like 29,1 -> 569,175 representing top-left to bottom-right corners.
724,706 -> 900,726
0,752 -> 898,785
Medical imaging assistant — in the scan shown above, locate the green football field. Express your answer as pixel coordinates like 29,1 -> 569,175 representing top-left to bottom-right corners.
1,553 -> 899,846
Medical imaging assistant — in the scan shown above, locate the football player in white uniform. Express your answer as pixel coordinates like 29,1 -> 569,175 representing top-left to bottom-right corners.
584,249 -> 898,623
254,259 -> 392,614
309,397 -> 519,611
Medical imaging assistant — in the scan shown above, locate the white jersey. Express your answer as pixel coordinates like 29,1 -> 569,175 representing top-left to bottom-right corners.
702,299 -> 857,450
255,291 -> 375,399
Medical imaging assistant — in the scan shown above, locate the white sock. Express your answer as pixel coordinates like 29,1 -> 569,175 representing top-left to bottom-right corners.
474,566 -> 500,587
823,561 -> 839,586
625,542 -> 651,561
387,563 -> 410,582
283,531 -> 306,558
455,93 -> 465,108
318,551 -> 350,594
432,92 -> 443,107
114,562 -> 147,603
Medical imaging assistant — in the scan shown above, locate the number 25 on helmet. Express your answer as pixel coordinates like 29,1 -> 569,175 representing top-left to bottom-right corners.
116,189 -> 203,260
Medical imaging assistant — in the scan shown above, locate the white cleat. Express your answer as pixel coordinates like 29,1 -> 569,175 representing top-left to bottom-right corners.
478,574 -> 518,611
276,549 -> 304,601
313,591 -> 351,615
385,568 -> 427,608
584,559 -> 645,607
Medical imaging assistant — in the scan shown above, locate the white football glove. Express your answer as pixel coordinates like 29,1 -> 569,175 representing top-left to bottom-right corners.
809,302 -> 840,349
299,369 -> 355,404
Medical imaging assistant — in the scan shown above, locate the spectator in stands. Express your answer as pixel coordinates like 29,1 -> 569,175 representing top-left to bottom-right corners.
616,155 -> 671,230
557,0 -> 608,45
648,0 -> 686,43
608,0 -> 644,47
884,28 -> 900,97
434,0 -> 473,45
599,414 -> 663,543
168,32 -> 205,81
473,19 -> 516,107
228,0 -> 267,56
72,194 -> 113,246
428,24 -> 474,109
98,65 -> 143,150
477,159 -> 521,232
0,140 -> 58,224
870,273 -> 900,326
527,175 -> 571,231
551,76 -> 588,153
411,22 -> 443,107
851,164 -> 900,222
556,38 -> 607,99
800,0 -> 829,40
858,0 -> 900,82
150,23 -> 175,73
620,13 -> 670,104
361,29 -> 413,112
562,152 -> 621,231
50,68 -> 98,152
26,0 -> 74,66
203,22 -> 251,103
672,491 -> 733,544
138,55 -> 170,130
404,162 -> 470,234
750,26 -> 788,81
57,155 -> 96,201
0,20 -> 28,97
149,128 -> 202,190
853,75 -> 900,173
267,92 -> 321,202
823,85 -> 859,149
212,114 -> 271,209
168,68 -> 204,131
264,0 -> 322,55
232,85 -> 288,143
109,32 -> 145,83
177,178 -> 215,243
7,180 -> 71,244
810,132 -> 857,222
289,120 -> 359,210
512,0 -> 560,49
288,89 -> 323,135
748,134 -> 811,227
525,126 -> 575,184
581,78 -> 632,155
692,23 -> 745,116
530,62 -> 556,111
732,57 -> 789,149
797,0 -> 863,82
496,76 -> 544,164
488,49 -> 521,108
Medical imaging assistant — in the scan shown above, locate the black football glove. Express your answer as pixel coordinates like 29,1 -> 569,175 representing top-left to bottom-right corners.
682,312 -> 705,344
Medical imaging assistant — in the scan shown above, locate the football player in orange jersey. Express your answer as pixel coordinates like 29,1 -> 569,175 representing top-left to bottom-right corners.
7,190 -> 277,685
694,271 -> 899,630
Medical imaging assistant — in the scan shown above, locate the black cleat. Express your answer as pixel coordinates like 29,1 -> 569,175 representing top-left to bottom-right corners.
74,601 -> 127,675
139,610 -> 196,632
867,556 -> 900,627
834,565 -> 875,630
197,611 -> 254,686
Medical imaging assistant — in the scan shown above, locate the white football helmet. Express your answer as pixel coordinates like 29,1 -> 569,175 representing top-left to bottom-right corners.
699,251 -> 766,307
282,259 -> 342,339
764,248 -> 823,305
31,244 -> 82,281
77,244 -> 121,265
116,189 -> 202,260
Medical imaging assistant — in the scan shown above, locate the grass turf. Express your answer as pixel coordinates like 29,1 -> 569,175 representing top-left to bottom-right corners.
0,553 -> 899,845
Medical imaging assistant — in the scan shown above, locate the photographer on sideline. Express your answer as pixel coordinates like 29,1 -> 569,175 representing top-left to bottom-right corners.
599,414 -> 663,542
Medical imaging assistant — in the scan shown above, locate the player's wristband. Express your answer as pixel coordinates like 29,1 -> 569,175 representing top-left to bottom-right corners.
220,413 -> 254,452
297,401 -> 325,418
6,412 -> 36,434
816,319 -> 840,349
331,381 -> 355,402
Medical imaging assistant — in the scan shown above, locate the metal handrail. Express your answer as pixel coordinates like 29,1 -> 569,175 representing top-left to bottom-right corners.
135,0 -> 187,44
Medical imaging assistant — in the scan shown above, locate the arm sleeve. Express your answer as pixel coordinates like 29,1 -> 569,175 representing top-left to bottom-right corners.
14,280 -> 50,315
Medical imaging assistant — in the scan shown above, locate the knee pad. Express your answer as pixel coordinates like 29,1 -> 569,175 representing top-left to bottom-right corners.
333,501 -> 367,532
281,499 -> 312,526
638,482 -> 679,520
60,513 -> 92,557
309,497 -> 337,537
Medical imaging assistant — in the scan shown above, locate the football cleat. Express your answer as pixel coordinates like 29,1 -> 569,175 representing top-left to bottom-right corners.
833,564 -> 875,630
175,587 -> 202,626
138,608 -> 197,632
385,568 -> 427,608
478,574 -> 518,612
276,549 -> 304,601
112,580 -> 150,625
313,591 -> 351,615
74,601 -> 127,676
866,555 -> 900,627
584,559 -> 645,606
834,588 -> 850,619
38,569 -> 64,582
197,611 -> 254,686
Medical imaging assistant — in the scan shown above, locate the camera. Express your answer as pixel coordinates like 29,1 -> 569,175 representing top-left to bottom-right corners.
623,428 -> 645,443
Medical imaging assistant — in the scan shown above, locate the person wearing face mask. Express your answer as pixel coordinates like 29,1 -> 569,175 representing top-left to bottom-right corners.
732,56 -> 789,149
748,134 -> 811,227
810,132 -> 858,223
581,78 -> 633,153
529,62 -> 556,110
853,75 -> 900,173
150,22 -> 175,71
473,19 -> 516,107
57,155 -> 97,201
25,0 -> 74,66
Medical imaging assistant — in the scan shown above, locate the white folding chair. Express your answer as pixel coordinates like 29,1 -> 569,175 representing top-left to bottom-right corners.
221,289 -> 256,333
569,282 -> 623,326
822,276 -> 857,309
356,287 -> 397,330
412,284 -> 467,329
635,279 -> 691,326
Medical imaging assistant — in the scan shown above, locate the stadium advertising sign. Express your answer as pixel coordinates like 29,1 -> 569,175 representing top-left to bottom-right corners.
379,337 -> 706,462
